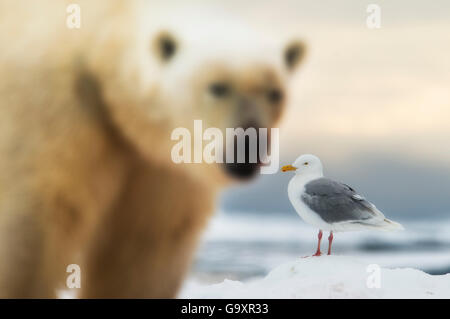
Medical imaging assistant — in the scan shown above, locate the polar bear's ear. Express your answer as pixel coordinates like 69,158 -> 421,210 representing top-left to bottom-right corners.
152,31 -> 178,63
284,40 -> 307,71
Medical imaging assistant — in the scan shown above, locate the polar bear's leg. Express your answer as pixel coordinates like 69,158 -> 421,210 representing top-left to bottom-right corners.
81,159 -> 215,298
0,199 -> 62,298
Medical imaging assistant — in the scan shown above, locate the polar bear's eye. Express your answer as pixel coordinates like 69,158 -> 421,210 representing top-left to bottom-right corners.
267,89 -> 283,104
209,82 -> 230,98
152,31 -> 177,62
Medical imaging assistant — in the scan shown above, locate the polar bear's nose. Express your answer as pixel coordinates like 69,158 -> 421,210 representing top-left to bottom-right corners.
237,98 -> 264,125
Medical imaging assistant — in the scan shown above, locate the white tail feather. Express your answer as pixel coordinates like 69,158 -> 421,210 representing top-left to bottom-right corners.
378,218 -> 404,231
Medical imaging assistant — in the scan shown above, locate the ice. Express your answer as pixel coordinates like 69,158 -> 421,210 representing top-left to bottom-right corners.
181,255 -> 450,298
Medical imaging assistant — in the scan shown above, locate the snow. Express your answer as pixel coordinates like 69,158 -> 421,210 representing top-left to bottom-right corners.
181,255 -> 450,298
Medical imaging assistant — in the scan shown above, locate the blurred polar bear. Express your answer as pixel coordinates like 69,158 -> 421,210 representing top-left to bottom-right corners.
0,0 -> 306,297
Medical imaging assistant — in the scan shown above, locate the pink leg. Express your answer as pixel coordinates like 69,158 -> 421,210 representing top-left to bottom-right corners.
312,230 -> 323,257
327,231 -> 333,255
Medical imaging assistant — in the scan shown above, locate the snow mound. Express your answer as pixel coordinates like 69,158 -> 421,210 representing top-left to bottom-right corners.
182,256 -> 450,298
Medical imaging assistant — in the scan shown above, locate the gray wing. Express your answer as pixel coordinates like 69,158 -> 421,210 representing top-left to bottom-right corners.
301,178 -> 384,224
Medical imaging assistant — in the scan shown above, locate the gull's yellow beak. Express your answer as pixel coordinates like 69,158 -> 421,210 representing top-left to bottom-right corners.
281,165 -> 297,172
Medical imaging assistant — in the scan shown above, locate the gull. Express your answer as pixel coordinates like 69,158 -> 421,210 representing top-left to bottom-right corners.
282,154 -> 404,256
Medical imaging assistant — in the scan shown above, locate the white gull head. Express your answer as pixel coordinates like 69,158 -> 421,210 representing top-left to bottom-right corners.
282,154 -> 324,179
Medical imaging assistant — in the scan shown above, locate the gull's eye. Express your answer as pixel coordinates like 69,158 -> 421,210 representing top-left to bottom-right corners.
304,162 -> 309,165
209,82 -> 230,98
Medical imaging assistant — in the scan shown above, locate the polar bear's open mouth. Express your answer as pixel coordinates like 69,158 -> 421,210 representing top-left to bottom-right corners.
223,161 -> 262,179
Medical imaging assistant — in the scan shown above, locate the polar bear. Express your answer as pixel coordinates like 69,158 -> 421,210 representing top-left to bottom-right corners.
0,0 -> 306,297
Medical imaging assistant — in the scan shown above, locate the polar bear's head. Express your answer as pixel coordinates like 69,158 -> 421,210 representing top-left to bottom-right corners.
97,12 -> 307,186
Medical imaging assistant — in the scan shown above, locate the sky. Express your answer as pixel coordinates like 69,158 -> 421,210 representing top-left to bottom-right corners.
205,0 -> 450,220
148,0 -> 450,220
